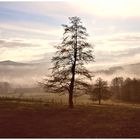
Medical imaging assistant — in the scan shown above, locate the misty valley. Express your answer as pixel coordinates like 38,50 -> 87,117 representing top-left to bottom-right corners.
0,1 -> 140,137
0,60 -> 140,105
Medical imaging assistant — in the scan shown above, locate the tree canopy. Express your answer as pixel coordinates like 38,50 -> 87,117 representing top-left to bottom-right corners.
42,16 -> 94,108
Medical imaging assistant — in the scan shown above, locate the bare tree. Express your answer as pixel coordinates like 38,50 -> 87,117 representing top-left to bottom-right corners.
43,17 -> 94,108
91,77 -> 109,105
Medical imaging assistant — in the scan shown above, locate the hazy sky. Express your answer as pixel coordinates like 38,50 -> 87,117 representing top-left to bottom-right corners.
0,0 -> 140,68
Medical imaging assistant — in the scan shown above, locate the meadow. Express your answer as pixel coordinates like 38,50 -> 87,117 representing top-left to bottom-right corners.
0,95 -> 140,138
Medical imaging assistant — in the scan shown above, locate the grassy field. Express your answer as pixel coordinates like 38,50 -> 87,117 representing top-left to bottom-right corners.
0,92 -> 92,105
0,99 -> 140,138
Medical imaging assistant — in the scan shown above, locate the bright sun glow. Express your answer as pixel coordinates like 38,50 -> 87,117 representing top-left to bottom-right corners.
74,0 -> 140,17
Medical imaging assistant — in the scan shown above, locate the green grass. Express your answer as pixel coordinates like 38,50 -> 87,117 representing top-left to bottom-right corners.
0,99 -> 140,138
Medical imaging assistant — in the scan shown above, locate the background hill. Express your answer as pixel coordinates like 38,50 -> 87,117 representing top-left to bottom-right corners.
0,60 -> 50,87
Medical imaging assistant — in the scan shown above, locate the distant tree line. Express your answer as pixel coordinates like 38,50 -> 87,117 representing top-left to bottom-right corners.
0,77 -> 140,106
111,77 -> 140,102
90,77 -> 140,104
0,82 -> 42,94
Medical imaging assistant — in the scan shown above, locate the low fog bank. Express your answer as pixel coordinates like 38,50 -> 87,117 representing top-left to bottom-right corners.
0,60 -> 140,91
92,63 -> 140,82
0,60 -> 51,87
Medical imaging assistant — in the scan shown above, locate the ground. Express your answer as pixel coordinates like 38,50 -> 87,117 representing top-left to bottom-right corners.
0,100 -> 140,138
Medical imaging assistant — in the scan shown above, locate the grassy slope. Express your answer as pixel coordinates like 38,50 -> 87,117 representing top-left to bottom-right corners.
0,100 -> 140,138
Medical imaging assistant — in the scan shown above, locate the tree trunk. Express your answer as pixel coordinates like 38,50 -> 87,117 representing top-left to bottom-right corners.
68,49 -> 77,108
68,23 -> 77,108
69,63 -> 76,108
69,90 -> 74,108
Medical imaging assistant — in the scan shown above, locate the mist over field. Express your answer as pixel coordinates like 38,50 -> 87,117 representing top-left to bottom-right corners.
0,60 -> 50,87
0,1 -> 140,138
0,60 -> 140,87
92,63 -> 140,81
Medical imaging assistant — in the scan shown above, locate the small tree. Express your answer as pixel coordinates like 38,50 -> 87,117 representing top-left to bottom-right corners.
90,77 -> 110,105
43,17 -> 94,108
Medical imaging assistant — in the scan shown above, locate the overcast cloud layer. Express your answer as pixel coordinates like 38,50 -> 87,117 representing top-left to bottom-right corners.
0,0 -> 140,68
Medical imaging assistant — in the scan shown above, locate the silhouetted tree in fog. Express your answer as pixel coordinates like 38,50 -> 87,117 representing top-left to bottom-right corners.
90,77 -> 110,105
42,17 -> 94,108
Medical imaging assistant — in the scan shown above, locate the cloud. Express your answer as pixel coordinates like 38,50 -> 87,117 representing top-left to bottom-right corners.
92,33 -> 140,68
0,22 -> 62,40
95,46 -> 140,67
30,52 -> 54,63
105,33 -> 140,51
0,1 -> 140,67
10,0 -> 140,18
116,47 -> 140,57
108,34 -> 140,42
0,38 -> 38,48
0,38 -> 56,62
0,3 -> 62,26
73,0 -> 140,17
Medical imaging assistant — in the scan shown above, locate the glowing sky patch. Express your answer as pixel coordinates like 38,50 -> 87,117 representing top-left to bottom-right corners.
0,0 -> 140,67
